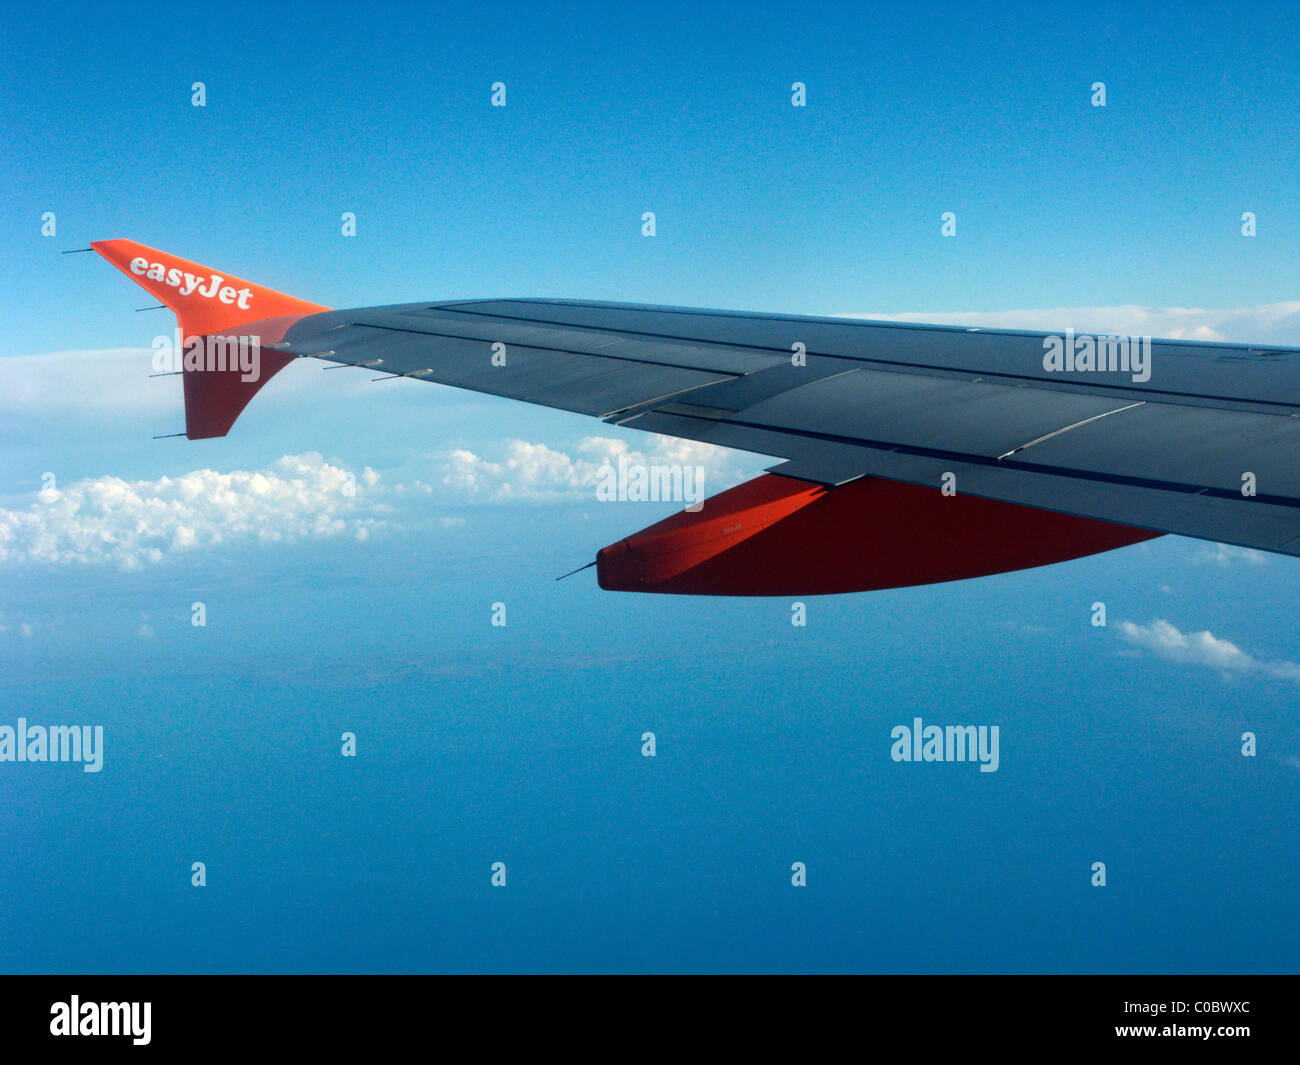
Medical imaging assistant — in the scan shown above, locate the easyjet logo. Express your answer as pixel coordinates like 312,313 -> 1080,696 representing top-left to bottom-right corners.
129,256 -> 253,309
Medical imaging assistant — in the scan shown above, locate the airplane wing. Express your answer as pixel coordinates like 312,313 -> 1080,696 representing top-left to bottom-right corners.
279,299 -> 1300,551
92,238 -> 1300,595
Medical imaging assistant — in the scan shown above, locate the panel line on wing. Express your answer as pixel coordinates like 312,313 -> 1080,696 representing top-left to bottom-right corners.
599,378 -> 734,420
996,401 -> 1147,460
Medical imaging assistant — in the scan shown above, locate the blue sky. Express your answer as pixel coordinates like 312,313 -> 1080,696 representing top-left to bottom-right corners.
1,0 -> 1298,973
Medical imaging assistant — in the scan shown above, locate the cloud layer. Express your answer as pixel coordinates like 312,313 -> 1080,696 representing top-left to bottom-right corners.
439,434 -> 753,502
0,453 -> 385,569
1118,618 -> 1300,683
847,301 -> 1300,345
0,436 -> 757,569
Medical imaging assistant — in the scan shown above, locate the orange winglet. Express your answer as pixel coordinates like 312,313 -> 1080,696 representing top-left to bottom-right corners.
92,239 -> 331,439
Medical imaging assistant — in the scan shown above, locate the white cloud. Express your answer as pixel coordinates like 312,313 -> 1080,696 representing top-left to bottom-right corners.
844,301 -> 1300,345
1118,618 -> 1300,683
437,434 -> 757,502
0,436 -> 762,569
0,615 -> 35,638
1193,543 -> 1270,567
0,452 -> 387,570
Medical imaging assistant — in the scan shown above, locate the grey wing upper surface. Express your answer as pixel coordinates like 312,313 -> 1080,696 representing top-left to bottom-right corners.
275,298 -> 1300,557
